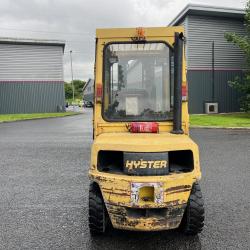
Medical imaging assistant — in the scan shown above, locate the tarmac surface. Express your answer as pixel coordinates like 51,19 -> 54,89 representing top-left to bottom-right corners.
0,109 -> 249,250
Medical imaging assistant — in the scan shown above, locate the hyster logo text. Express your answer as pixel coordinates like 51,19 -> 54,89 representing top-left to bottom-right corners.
125,160 -> 167,170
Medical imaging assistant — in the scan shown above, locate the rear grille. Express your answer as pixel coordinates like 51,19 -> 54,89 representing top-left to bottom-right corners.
97,150 -> 193,175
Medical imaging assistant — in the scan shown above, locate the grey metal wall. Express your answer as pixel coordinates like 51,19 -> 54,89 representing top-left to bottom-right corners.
181,15 -> 246,113
0,44 -> 64,80
83,93 -> 94,103
188,70 -> 242,114
83,79 -> 94,102
178,18 -> 188,36
0,82 -> 65,114
186,15 -> 246,70
0,43 -> 65,113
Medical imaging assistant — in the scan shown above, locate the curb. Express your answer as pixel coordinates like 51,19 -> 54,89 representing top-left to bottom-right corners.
0,112 -> 82,124
190,125 -> 250,130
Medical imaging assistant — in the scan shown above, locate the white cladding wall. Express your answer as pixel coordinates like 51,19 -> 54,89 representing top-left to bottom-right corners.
0,43 -> 64,80
84,79 -> 94,95
185,15 -> 246,70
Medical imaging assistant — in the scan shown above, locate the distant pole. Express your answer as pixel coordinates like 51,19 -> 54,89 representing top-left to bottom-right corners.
212,41 -> 215,102
70,50 -> 75,103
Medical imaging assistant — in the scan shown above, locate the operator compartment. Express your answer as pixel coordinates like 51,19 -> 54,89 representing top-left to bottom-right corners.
103,41 -> 173,122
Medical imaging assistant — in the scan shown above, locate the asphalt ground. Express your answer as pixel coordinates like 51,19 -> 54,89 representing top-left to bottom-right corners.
0,109 -> 249,250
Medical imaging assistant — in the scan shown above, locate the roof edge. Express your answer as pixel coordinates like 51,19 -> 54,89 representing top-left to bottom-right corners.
0,37 -> 65,50
83,78 -> 93,91
169,3 -> 245,26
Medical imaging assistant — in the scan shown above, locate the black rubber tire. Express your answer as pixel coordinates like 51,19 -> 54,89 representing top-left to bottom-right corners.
182,182 -> 205,235
88,182 -> 107,236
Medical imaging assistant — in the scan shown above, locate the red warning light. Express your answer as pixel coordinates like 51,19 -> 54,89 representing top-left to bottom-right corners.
127,122 -> 159,133
182,84 -> 188,101
96,83 -> 102,102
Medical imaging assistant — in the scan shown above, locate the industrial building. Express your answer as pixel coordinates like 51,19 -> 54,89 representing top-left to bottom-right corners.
169,4 -> 246,113
83,79 -> 94,103
0,37 -> 65,114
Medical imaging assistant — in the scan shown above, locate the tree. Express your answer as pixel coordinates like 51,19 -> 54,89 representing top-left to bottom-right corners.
73,79 -> 86,98
225,1 -> 250,111
64,80 -> 86,100
64,82 -> 73,99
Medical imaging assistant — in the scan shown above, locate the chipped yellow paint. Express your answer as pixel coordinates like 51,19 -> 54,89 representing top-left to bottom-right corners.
89,170 -> 196,208
89,26 -> 201,231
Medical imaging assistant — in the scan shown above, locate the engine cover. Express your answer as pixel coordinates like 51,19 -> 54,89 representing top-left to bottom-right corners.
123,152 -> 169,176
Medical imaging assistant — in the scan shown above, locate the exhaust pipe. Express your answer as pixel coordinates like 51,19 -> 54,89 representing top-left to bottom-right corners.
171,32 -> 184,134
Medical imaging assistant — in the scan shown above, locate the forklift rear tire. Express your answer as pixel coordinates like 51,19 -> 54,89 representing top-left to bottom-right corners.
182,182 -> 205,235
88,182 -> 107,236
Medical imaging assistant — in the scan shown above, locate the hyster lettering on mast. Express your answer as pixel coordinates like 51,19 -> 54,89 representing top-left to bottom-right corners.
88,27 -> 204,235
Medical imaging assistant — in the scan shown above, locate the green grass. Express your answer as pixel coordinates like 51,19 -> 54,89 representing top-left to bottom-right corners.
190,113 -> 250,128
65,98 -> 83,105
0,112 -> 78,122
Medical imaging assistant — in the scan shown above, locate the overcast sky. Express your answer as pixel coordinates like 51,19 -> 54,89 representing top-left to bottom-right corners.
0,0 -> 247,82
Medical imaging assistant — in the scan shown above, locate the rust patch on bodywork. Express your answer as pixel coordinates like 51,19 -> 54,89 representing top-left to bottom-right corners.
102,190 -> 130,197
165,185 -> 191,196
91,173 -> 194,230
167,204 -> 186,217
106,203 -> 186,231
150,218 -> 180,229
165,185 -> 191,193
167,188 -> 190,195
164,199 -> 181,206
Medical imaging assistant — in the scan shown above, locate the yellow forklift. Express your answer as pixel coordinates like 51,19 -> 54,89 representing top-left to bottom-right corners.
89,27 -> 204,235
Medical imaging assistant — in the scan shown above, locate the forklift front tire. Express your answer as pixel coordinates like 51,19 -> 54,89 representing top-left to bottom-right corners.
182,182 -> 205,235
88,183 -> 107,236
